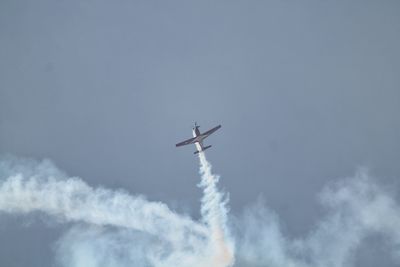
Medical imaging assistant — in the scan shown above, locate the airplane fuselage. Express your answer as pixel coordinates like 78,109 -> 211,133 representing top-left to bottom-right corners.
192,126 -> 204,151
192,126 -> 201,138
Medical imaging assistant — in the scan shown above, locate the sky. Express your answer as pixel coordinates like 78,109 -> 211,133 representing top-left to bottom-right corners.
0,1 -> 400,267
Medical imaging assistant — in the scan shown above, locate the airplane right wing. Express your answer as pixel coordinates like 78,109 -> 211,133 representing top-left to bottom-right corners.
176,137 -> 197,147
199,125 -> 221,139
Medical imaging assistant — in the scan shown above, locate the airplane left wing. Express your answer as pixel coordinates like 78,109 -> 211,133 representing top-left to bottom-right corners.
176,137 -> 196,147
200,124 -> 221,139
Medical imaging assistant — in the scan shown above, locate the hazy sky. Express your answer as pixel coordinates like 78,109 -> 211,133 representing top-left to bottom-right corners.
1,1 -> 400,267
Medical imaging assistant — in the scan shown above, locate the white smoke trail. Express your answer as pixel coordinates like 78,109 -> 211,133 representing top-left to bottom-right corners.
0,157 -> 206,246
0,156 -> 211,266
198,152 -> 235,267
1,155 -> 400,267
0,155 -> 234,267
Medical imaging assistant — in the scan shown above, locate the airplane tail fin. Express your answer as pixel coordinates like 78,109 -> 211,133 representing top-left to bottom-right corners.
194,145 -> 212,154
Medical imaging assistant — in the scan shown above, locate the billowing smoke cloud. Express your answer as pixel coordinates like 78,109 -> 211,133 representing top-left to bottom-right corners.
0,155 -> 233,267
198,152 -> 235,267
233,170 -> 400,267
0,155 -> 400,267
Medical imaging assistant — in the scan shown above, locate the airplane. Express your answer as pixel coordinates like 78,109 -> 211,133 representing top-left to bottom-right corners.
176,123 -> 221,154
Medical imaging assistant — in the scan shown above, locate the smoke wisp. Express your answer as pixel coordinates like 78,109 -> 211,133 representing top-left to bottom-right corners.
1,156 -> 400,267
0,155 -> 233,267
233,170 -> 400,267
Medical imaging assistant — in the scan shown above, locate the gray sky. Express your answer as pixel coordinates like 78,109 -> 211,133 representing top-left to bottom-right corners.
1,1 -> 400,266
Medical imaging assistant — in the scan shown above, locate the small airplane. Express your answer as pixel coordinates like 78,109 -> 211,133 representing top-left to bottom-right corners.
176,123 -> 221,154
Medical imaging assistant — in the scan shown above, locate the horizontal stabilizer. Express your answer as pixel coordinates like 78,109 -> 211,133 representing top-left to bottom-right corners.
203,145 -> 212,150
194,145 -> 212,154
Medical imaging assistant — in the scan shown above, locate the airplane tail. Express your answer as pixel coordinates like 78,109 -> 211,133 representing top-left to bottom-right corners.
194,145 -> 212,154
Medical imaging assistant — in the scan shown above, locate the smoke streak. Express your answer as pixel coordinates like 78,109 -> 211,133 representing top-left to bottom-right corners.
198,152 -> 235,267
0,155 -> 234,267
0,157 -> 206,247
1,155 -> 400,267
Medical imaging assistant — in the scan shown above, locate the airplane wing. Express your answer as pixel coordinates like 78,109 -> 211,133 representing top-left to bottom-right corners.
200,125 -> 221,139
176,137 -> 197,147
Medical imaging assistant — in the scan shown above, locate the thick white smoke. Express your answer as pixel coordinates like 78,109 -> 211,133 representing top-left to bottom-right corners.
0,157 -> 206,246
1,155 -> 400,267
198,152 -> 235,267
0,155 -> 233,267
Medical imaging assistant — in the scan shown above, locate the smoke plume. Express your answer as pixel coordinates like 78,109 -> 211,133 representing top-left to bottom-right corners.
0,154 -> 233,267
198,152 -> 235,267
0,155 -> 400,267
233,169 -> 400,267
